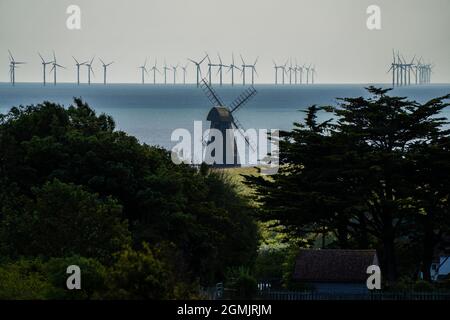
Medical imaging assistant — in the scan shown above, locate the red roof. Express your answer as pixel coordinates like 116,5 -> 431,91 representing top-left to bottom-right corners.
293,249 -> 378,282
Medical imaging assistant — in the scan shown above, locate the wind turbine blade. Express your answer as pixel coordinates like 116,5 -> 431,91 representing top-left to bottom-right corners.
38,52 -> 45,63
73,56 -> 79,64
254,56 -> 259,66
240,54 -> 245,65
8,50 -> 14,62
99,58 -> 105,65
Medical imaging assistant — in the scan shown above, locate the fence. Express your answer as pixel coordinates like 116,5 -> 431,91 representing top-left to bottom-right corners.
258,290 -> 450,301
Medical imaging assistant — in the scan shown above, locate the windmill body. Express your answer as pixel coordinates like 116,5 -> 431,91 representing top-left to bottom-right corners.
200,79 -> 257,167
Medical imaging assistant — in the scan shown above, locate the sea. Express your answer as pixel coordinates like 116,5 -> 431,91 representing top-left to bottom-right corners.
1,83 -> 450,150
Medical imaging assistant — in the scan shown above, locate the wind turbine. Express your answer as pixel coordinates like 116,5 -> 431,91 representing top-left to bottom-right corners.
172,64 -> 179,84
181,63 -> 188,84
150,59 -> 160,84
85,56 -> 95,85
227,53 -> 240,86
387,50 -> 397,87
73,56 -> 87,85
287,60 -> 294,84
273,60 -> 285,85
50,51 -> 65,86
216,54 -> 228,86
310,65 -> 316,84
206,54 -> 218,85
304,65 -> 311,84
38,52 -> 53,86
99,58 -> 113,85
188,54 -> 208,87
240,55 -> 258,86
138,58 -> 148,84
163,61 -> 171,84
8,50 -> 26,86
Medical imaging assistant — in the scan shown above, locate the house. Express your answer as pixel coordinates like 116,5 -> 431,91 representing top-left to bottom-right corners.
293,249 -> 379,294
430,256 -> 450,281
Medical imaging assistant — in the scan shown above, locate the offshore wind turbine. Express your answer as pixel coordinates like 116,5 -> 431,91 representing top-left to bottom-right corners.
163,61 -> 171,84
273,60 -> 285,85
85,56 -> 95,85
138,58 -> 148,84
240,55 -> 258,86
73,56 -> 87,85
188,54 -> 208,87
305,65 -> 311,84
206,54 -> 218,85
99,58 -> 113,85
50,51 -> 65,86
150,59 -> 160,84
172,64 -> 179,84
311,65 -> 316,84
181,63 -> 188,84
227,53 -> 240,86
8,50 -> 26,86
38,52 -> 53,86
216,54 -> 228,86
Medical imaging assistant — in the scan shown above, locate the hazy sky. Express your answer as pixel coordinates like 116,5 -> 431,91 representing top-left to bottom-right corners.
1,0 -> 449,84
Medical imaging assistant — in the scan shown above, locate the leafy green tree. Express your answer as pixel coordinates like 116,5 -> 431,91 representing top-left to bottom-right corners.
0,179 -> 131,262
246,87 -> 450,282
0,99 -> 258,286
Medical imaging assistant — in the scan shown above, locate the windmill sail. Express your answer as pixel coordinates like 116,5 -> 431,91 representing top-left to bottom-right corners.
200,78 -> 224,106
230,86 -> 257,113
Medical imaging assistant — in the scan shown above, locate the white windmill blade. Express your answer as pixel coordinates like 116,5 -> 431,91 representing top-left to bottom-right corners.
253,56 -> 259,66
240,54 -> 245,65
217,53 -> 222,65
99,58 -> 106,66
73,56 -> 80,65
106,61 -> 114,66
90,65 -> 95,77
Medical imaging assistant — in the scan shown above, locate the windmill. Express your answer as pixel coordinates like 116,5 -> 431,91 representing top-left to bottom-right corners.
38,52 -> 53,86
172,64 -> 179,84
150,59 -> 160,84
73,56 -> 87,85
227,54 -> 241,86
85,56 -> 95,85
138,58 -> 148,84
200,78 -> 257,167
298,64 -> 305,84
8,50 -> 26,86
50,51 -> 65,86
188,54 -> 208,87
99,58 -> 113,85
273,60 -> 286,85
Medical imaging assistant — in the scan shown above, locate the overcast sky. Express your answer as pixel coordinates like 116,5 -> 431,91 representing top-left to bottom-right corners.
1,0 -> 449,84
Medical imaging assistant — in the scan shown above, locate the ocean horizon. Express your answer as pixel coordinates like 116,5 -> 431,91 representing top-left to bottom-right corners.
2,83 -> 450,150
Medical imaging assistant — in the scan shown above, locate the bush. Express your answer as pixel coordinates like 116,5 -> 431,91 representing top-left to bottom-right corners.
104,244 -> 174,299
0,259 -> 52,300
0,179 -> 131,263
226,266 -> 257,299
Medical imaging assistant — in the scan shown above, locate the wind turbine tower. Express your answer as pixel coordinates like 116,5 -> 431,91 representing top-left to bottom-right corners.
99,58 -> 113,85
39,53 -> 53,86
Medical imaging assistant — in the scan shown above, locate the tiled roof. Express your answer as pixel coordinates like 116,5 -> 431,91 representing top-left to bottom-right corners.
293,249 -> 378,282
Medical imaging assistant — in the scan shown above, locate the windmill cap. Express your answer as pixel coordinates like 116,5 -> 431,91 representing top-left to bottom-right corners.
207,107 -> 232,122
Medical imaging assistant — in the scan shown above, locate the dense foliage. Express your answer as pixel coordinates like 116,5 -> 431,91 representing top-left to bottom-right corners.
246,87 -> 450,283
0,99 -> 258,298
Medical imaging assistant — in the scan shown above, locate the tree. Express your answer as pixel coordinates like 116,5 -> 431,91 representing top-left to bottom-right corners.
0,99 -> 258,286
246,87 -> 450,282
0,179 -> 131,263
